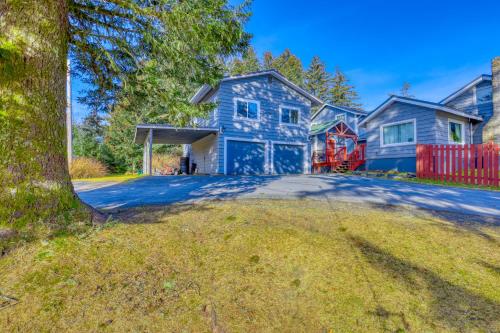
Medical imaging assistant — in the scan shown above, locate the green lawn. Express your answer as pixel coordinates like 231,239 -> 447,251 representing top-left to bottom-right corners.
72,173 -> 143,182
1,200 -> 499,332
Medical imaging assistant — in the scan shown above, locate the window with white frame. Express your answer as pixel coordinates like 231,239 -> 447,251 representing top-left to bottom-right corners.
335,113 -> 346,122
448,119 -> 465,144
235,99 -> 259,120
380,120 -> 415,147
280,107 -> 299,125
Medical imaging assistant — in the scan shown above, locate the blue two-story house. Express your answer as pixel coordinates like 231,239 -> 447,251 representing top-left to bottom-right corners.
359,57 -> 499,172
135,70 -> 322,175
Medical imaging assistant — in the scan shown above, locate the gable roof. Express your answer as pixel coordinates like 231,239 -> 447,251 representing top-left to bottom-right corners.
440,74 -> 492,104
310,120 -> 340,135
190,69 -> 323,106
311,103 -> 367,121
359,95 -> 483,127
310,119 -> 357,136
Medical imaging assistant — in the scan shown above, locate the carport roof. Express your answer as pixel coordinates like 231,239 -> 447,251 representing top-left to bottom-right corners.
134,124 -> 218,144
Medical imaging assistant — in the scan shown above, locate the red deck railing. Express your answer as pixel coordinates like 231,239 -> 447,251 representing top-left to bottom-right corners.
416,143 -> 500,187
313,143 -> 366,173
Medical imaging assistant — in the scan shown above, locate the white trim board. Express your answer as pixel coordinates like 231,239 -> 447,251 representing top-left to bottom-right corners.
223,137 -> 269,175
379,118 -> 417,148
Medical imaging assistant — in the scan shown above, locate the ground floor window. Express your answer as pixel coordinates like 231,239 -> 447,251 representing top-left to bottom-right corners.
380,119 -> 415,147
448,120 -> 465,144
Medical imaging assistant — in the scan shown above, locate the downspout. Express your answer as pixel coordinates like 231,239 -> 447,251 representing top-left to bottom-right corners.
469,119 -> 473,144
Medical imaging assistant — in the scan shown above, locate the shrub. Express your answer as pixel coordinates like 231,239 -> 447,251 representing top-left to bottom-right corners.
152,153 -> 181,174
70,157 -> 108,179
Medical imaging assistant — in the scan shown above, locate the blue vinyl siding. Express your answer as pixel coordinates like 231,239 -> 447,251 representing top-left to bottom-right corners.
226,140 -> 265,175
444,79 -> 493,144
215,75 -> 311,174
366,157 -> 416,172
473,103 -> 494,143
273,144 -> 304,174
445,88 -> 476,114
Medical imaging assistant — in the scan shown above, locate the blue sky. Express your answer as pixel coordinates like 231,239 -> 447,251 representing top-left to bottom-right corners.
72,0 -> 500,122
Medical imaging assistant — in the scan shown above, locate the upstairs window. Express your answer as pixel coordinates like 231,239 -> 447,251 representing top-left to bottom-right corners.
235,99 -> 259,120
380,119 -> 415,147
448,120 -> 465,144
280,107 -> 299,125
335,113 -> 346,122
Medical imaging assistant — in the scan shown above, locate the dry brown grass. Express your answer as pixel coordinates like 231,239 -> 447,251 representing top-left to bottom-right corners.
0,200 -> 499,332
69,157 -> 107,179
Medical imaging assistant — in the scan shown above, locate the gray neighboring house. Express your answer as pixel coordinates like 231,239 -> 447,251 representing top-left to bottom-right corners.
359,57 -> 500,172
135,70 -> 322,175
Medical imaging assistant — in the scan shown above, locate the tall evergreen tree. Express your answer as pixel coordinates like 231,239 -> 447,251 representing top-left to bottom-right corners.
305,56 -> 330,101
1,0 -> 250,226
329,67 -> 361,108
263,52 -> 274,70
268,49 -> 304,86
230,46 -> 261,75
73,110 -> 104,159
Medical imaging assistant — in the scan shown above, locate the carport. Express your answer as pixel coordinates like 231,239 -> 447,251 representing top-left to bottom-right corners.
134,124 -> 218,175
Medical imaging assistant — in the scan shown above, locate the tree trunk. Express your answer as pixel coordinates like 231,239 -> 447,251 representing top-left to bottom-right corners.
0,0 -> 102,226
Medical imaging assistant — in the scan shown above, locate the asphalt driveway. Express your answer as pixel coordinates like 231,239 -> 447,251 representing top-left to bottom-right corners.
74,175 -> 500,219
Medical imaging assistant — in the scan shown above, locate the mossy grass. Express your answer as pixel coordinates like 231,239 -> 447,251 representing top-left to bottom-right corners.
399,176 -> 500,191
1,199 -> 499,332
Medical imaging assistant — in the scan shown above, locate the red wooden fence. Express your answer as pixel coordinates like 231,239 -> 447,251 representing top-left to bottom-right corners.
416,143 -> 500,187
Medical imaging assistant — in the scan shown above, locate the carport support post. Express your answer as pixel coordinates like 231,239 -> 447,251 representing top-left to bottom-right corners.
143,129 -> 153,175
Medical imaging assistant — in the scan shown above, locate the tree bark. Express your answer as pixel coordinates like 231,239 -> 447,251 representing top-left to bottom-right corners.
0,0 -> 103,226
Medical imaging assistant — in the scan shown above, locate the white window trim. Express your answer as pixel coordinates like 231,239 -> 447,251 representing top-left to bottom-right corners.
223,137 -> 269,175
270,140 -> 309,174
447,118 -> 466,144
379,118 -> 417,148
335,113 -> 347,122
279,105 -> 301,127
233,98 -> 261,122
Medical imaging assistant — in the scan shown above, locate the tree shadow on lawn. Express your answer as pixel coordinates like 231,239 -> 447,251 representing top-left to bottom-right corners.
349,235 -> 500,332
110,201 -> 217,224
363,202 -> 500,245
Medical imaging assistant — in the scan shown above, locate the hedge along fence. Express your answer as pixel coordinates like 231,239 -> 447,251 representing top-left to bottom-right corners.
416,143 -> 500,187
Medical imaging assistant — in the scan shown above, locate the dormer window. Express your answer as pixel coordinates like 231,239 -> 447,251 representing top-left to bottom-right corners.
234,98 -> 260,120
280,106 -> 300,125
335,113 -> 346,122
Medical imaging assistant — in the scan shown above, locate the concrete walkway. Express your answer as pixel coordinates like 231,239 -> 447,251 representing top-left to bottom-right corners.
74,175 -> 500,218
